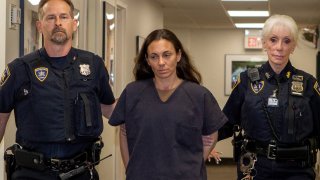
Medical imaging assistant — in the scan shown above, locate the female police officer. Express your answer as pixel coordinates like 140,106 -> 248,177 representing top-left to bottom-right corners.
219,14 -> 320,180
0,0 -> 115,179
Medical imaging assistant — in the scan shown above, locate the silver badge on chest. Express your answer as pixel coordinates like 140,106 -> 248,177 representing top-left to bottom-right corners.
79,64 -> 91,76
291,75 -> 304,96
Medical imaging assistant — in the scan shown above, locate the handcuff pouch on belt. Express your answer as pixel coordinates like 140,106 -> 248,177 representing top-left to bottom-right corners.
276,138 -> 317,166
276,145 -> 308,161
15,148 -> 46,171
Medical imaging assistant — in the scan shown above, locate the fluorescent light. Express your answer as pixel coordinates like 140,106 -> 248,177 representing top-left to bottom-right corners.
222,0 -> 268,1
235,23 -> 264,28
109,23 -> 115,30
228,11 -> 269,17
28,0 -> 40,5
106,13 -> 114,20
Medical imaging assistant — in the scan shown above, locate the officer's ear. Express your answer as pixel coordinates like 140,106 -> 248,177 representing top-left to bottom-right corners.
72,19 -> 78,32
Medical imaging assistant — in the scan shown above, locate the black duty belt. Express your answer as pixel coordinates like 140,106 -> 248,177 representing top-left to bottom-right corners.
46,152 -> 88,172
255,142 -> 309,161
15,148 -> 89,172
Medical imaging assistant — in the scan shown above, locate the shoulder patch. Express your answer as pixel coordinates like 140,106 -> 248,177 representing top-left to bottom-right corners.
232,75 -> 241,91
250,81 -> 264,94
34,67 -> 48,82
0,66 -> 11,86
314,81 -> 320,96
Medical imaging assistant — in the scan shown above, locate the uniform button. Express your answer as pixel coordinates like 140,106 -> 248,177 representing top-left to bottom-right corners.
33,158 -> 39,164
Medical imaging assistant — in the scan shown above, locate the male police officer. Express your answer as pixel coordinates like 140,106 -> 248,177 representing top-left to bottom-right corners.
0,0 -> 115,179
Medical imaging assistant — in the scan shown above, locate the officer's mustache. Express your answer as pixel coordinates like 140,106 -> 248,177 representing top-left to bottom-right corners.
52,27 -> 67,35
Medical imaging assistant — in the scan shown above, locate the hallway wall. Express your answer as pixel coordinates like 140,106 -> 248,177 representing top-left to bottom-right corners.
121,0 -> 163,85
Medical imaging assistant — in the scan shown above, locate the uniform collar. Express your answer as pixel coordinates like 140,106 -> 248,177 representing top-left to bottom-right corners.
262,61 -> 297,82
39,47 -> 77,69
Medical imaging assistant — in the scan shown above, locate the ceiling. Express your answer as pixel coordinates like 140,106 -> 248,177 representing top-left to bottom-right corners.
154,0 -> 320,29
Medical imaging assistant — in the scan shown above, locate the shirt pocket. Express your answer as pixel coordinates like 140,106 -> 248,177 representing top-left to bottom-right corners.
175,123 -> 202,152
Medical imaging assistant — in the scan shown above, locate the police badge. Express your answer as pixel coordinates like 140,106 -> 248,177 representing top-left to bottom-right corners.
35,67 -> 48,82
291,81 -> 303,96
79,64 -> 91,76
291,75 -> 304,96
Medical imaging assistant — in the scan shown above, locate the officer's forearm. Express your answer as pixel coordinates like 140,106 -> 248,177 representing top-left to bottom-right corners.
218,121 -> 234,141
101,101 -> 116,119
0,113 -> 10,143
202,131 -> 218,160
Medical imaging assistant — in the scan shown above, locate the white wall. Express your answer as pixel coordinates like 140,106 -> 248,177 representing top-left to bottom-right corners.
122,0 -> 163,84
171,28 -> 318,157
2,0 -> 20,179
5,0 -> 20,154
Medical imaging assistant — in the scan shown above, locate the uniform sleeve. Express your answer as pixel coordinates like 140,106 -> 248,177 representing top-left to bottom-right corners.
310,78 -> 320,143
202,90 -> 228,135
0,63 -> 17,113
219,73 -> 247,140
96,55 -> 115,105
108,88 -> 126,126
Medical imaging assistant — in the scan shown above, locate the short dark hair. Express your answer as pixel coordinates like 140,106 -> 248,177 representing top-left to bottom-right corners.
38,0 -> 75,19
133,29 -> 202,84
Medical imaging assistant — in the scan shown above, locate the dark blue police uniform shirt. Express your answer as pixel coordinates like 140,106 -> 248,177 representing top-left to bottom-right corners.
220,61 -> 320,144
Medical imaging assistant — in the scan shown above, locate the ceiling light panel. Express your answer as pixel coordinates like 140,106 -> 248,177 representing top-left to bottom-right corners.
222,0 -> 268,1
228,11 -> 269,17
235,23 -> 264,28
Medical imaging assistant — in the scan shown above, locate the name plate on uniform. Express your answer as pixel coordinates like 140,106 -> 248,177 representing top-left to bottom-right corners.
267,97 -> 279,107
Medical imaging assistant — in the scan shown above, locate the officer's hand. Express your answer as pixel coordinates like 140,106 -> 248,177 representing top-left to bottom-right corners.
208,149 -> 222,164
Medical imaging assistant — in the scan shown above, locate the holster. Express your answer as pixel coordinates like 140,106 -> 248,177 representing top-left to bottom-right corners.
4,144 -> 21,180
89,138 -> 104,164
305,138 -> 318,166
4,154 -> 15,180
232,126 -> 244,162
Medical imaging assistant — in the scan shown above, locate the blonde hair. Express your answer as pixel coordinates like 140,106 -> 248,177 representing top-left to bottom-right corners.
262,14 -> 298,43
